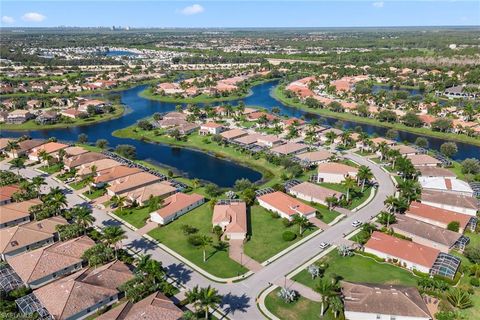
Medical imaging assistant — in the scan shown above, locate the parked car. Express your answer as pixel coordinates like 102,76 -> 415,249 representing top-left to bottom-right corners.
319,242 -> 330,250
352,220 -> 362,227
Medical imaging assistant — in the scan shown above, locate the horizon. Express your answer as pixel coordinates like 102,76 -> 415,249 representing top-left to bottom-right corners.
1,1 -> 479,28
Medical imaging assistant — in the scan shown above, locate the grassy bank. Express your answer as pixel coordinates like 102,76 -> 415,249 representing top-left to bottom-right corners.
272,86 -> 480,147
139,78 -> 277,104
1,105 -> 125,131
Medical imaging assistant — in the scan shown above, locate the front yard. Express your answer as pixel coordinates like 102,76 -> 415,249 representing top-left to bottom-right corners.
293,251 -> 418,288
148,203 -> 248,278
243,206 -> 317,263
38,163 -> 63,174
318,182 -> 373,210
112,206 -> 152,229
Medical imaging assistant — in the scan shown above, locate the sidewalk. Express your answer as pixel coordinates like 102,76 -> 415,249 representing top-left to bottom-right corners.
229,239 -> 263,272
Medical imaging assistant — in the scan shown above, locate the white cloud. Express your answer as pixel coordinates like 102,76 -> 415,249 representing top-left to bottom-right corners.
1,16 -> 15,24
180,4 -> 205,16
22,12 -> 46,22
372,1 -> 384,8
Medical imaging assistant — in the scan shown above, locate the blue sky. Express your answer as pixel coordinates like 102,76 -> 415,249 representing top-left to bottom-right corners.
1,1 -> 479,28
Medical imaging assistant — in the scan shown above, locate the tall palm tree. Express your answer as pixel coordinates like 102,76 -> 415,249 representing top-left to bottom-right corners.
74,206 -> 95,233
342,176 -> 356,202
6,140 -> 19,153
102,225 -> 127,255
198,286 -> 222,320
199,235 -> 213,262
292,214 -> 312,236
10,157 -> 25,175
110,195 -> 126,210
316,278 -> 338,315
356,165 -> 373,192
384,195 -> 398,213
57,148 -> 67,162
325,196 -> 338,211
47,191 -> 68,216
329,295 -> 343,318
31,176 -> 46,194
186,285 -> 201,314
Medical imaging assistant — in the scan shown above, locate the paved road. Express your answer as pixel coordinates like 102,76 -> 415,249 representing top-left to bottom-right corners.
1,153 -> 394,320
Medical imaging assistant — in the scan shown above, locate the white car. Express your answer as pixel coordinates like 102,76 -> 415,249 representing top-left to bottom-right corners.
352,220 -> 362,227
319,242 -> 330,249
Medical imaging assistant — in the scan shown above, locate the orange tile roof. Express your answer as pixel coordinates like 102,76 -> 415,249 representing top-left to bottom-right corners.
30,142 -> 69,156
154,193 -> 204,219
94,166 -> 142,184
406,201 -> 472,229
258,191 -> 316,217
107,172 -> 161,194
0,184 -> 20,203
365,231 -> 439,268
213,201 -> 247,234
317,162 -> 358,175
0,198 -> 41,225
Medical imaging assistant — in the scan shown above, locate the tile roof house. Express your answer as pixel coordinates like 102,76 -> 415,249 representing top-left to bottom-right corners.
150,193 -> 205,225
392,215 -> 467,253
420,190 -> 478,216
34,260 -> 133,320
406,201 -> 476,233
6,139 -> 45,158
234,134 -> 262,146
406,154 -> 441,167
220,128 -> 248,140
257,191 -> 316,220
0,216 -> 67,259
77,159 -> 122,177
294,150 -> 334,166
7,236 -> 95,288
419,177 -> 474,197
0,184 -> 20,205
390,144 -> 418,156
256,135 -> 283,148
342,282 -> 431,320
28,142 -> 69,162
0,198 -> 41,228
287,181 -> 342,207
107,172 -> 161,196
199,122 -> 224,135
417,166 -> 456,179
270,142 -> 308,156
212,201 -> 247,240
92,166 -> 142,187
317,162 -> 358,183
64,152 -> 107,170
124,182 -> 178,206
96,291 -> 183,320
364,232 -> 459,278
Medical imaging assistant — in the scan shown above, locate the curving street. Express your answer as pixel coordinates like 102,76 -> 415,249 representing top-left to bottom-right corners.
1,151 -> 395,320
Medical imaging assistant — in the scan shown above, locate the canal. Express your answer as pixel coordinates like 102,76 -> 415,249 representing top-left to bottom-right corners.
1,81 -> 479,186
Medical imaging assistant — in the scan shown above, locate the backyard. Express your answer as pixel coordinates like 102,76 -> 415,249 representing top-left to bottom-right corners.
243,206 -> 318,263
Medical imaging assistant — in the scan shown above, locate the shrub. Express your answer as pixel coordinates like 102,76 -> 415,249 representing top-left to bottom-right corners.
282,218 -> 293,227
187,235 -> 203,247
282,231 -> 297,242
469,277 -> 479,287
446,221 -> 460,232
270,211 -> 280,219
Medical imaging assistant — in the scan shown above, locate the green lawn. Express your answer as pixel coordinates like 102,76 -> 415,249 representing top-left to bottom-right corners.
318,183 -> 372,210
148,203 -> 248,278
307,202 -> 341,224
69,179 -> 89,190
112,206 -> 152,228
293,252 -> 418,288
243,206 -> 317,263
83,188 -> 107,200
38,163 -> 63,174
265,288 -> 341,320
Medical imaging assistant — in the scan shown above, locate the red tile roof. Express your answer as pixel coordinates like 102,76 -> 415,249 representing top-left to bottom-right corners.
258,191 -> 316,217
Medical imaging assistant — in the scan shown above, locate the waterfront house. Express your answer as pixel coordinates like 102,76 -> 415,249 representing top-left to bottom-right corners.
28,142 -> 69,162
364,231 -> 460,279
150,193 -> 205,225
294,150 -> 334,166
0,198 -> 41,229
417,166 -> 456,179
92,166 -> 142,187
342,282 -> 432,320
257,191 -> 316,220
64,152 -> 108,170
212,201 -> 247,240
406,201 -> 476,233
7,236 -> 95,289
60,108 -> 85,119
392,215 -> 468,252
287,181 -> 342,207
96,291 -> 183,320
124,182 -> 177,206
6,139 -> 46,158
77,159 -> 122,177
406,154 -> 441,167
199,122 -> 224,135
7,110 -> 33,124
390,144 -> 418,156
318,128 -> 343,143
270,142 -> 308,156
0,184 -> 20,205
0,216 -> 67,260
256,135 -> 283,148
36,111 -> 58,125
106,172 -> 161,196
220,128 -> 248,141
419,190 -> 478,216
419,177 -> 474,197
234,133 -> 262,146
33,260 -> 133,320
317,162 -> 358,183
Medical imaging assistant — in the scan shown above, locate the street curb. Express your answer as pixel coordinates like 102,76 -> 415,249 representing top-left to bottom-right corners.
257,285 -> 281,320
328,213 -> 346,226
351,186 -> 376,212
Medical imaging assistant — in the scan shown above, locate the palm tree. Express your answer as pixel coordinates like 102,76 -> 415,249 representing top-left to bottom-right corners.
10,157 -> 25,175
377,211 -> 396,228
398,179 -> 421,202
74,206 -> 95,233
356,165 -> 373,192
329,295 -> 343,318
292,214 -> 312,236
325,131 -> 337,144
192,178 -> 200,189
377,142 -> 390,161
6,140 -> 19,154
102,225 -> 127,255
315,278 -> 338,315
110,195 -> 126,210
198,235 -> 213,262
31,176 -> 46,193
342,176 -> 356,203
198,286 -> 222,320
186,285 -> 201,313
384,195 -> 398,213
325,196 -> 338,211
46,191 -> 68,216
57,148 -> 66,162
